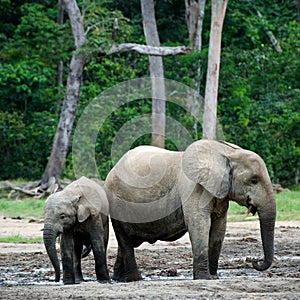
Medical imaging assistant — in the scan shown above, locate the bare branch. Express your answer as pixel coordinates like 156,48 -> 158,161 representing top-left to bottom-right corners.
107,43 -> 191,56
256,9 -> 282,53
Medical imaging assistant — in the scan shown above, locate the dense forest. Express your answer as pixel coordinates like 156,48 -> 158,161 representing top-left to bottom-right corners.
0,0 -> 299,186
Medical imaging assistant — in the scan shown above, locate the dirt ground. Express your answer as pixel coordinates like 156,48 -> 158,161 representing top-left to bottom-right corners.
0,218 -> 299,299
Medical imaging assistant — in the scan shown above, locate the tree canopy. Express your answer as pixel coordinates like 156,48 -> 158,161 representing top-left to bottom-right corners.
0,0 -> 299,185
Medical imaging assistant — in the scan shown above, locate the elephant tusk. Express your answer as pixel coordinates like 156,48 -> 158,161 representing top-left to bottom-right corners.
245,205 -> 257,217
245,206 -> 251,217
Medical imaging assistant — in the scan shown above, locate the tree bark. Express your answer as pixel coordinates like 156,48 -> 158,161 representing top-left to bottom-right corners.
202,0 -> 228,140
185,0 -> 206,138
56,0 -> 64,112
185,0 -> 206,51
41,0 -> 86,187
141,0 -> 166,148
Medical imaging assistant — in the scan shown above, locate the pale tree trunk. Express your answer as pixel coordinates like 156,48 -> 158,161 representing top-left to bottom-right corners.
202,0 -> 228,140
185,0 -> 206,51
56,0 -> 64,112
141,0 -> 166,148
41,0 -> 86,187
185,0 -> 206,137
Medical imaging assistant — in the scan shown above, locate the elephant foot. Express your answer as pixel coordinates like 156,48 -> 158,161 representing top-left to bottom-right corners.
75,277 -> 84,284
112,272 -> 142,282
63,280 -> 79,285
96,273 -> 110,283
211,274 -> 219,280
63,276 -> 76,285
193,273 -> 212,280
97,278 -> 110,283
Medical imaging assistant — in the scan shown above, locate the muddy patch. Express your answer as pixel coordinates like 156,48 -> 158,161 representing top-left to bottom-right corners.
0,220 -> 299,299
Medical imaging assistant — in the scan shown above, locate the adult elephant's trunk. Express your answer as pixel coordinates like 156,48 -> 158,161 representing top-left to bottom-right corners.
43,224 -> 60,282
252,202 -> 276,271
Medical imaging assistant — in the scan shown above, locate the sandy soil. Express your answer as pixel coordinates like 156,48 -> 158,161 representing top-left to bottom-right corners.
0,217 -> 299,299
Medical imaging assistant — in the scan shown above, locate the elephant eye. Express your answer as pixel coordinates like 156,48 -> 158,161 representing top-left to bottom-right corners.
60,213 -> 66,220
250,177 -> 259,185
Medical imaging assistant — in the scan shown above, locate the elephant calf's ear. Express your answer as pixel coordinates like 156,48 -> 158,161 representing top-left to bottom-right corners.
77,204 -> 90,223
75,195 -> 90,223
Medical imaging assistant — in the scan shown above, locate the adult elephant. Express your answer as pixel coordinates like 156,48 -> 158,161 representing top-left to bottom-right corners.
43,176 -> 109,284
105,140 -> 276,281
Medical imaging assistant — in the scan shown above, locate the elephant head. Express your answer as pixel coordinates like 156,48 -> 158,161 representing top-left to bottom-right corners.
182,140 -> 276,271
43,176 -> 108,282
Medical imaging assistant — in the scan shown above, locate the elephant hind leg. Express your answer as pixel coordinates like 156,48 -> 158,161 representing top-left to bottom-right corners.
74,240 -> 84,283
113,246 -> 142,282
112,220 -> 142,282
112,247 -> 126,281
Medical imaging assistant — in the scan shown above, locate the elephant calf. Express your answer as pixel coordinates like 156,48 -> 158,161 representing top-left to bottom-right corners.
43,176 -> 109,284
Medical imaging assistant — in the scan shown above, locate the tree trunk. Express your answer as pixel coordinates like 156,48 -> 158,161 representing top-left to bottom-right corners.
185,0 -> 206,137
185,0 -> 206,51
56,0 -> 64,112
41,0 -> 86,187
141,0 -> 166,148
202,0 -> 228,140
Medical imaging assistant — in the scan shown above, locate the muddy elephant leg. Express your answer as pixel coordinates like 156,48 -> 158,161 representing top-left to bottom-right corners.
60,232 -> 75,284
112,220 -> 141,282
183,189 -> 212,280
112,242 -> 141,282
112,247 -> 125,281
90,225 -> 109,282
189,216 -> 211,279
73,240 -> 84,283
184,210 -> 211,279
209,212 -> 227,278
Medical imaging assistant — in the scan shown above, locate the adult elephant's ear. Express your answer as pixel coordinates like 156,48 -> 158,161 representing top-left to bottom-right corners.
182,140 -> 232,199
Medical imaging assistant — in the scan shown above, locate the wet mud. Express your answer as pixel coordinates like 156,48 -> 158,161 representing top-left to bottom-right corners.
0,221 -> 299,299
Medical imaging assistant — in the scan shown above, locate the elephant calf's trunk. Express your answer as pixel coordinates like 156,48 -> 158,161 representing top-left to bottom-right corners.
43,225 -> 60,282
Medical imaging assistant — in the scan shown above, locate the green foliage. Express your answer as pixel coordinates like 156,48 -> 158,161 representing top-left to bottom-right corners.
219,18 -> 300,184
0,0 -> 299,187
0,60 -> 52,113
0,111 -> 57,179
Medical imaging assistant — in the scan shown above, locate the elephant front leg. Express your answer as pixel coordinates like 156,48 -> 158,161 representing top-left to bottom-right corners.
183,189 -> 212,280
185,211 -> 212,279
73,240 -> 84,283
89,226 -> 109,282
209,212 -> 227,278
189,221 -> 211,280
60,233 -> 76,284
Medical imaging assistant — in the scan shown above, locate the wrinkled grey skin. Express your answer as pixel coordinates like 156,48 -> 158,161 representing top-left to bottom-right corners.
43,176 -> 109,284
105,140 -> 276,281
